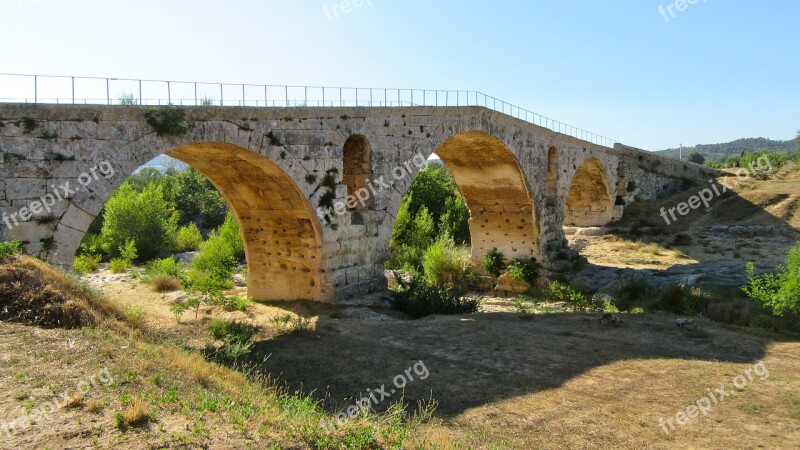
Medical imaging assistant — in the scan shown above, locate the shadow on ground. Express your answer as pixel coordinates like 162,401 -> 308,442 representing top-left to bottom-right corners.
248,309 -> 778,418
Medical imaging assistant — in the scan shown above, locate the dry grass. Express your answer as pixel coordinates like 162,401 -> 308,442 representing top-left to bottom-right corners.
122,400 -> 149,426
65,392 -> 83,408
151,275 -> 181,292
84,398 -> 100,413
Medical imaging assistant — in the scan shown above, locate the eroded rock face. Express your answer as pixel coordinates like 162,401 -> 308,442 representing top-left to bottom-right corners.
0,105 -> 716,302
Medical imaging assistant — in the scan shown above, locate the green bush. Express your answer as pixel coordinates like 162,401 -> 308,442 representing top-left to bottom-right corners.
143,257 -> 186,283
74,254 -> 101,274
109,258 -> 130,273
175,224 -> 203,252
0,240 -> 22,259
480,249 -> 505,277
168,168 -> 228,229
547,281 -> 591,311
421,235 -> 471,286
386,199 -> 435,271
100,183 -> 177,262
614,277 -> 655,311
191,213 -> 244,282
743,243 -> 800,316
221,295 -> 250,312
393,273 -> 481,318
208,319 -> 259,344
506,257 -> 539,285
144,106 -> 188,137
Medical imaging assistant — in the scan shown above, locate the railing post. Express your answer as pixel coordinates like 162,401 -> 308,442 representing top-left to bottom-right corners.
139,80 -> 142,105
304,86 -> 307,106
167,81 -> 171,105
34,75 -> 38,104
243,84 -> 246,106
106,78 -> 110,105
220,84 -> 223,106
195,82 -> 198,106
285,86 -> 288,106
71,77 -> 75,105
264,85 -> 268,107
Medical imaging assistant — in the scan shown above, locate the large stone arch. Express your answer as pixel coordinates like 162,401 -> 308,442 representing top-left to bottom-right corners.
564,157 -> 615,227
168,143 -> 327,301
379,130 -> 540,267
48,140 -> 328,302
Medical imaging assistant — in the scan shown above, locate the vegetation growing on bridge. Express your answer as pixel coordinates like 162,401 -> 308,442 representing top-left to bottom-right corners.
144,106 -> 189,137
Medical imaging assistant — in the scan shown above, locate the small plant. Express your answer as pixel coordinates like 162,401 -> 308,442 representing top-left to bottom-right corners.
0,240 -> 22,259
144,106 -> 188,137
39,130 -> 58,140
393,273 -> 481,319
267,131 -> 283,146
121,400 -> 149,427
208,319 -> 259,343
222,295 -> 250,312
199,96 -> 215,106
74,253 -> 101,274
269,313 -> 312,333
109,258 -> 130,273
143,257 -> 186,283
480,249 -> 505,277
506,257 -> 539,285
305,173 -> 318,184
673,233 -> 693,246
124,303 -> 144,321
547,281 -> 591,311
742,242 -> 800,317
421,235 -> 472,286
118,93 -> 137,105
20,117 -> 37,134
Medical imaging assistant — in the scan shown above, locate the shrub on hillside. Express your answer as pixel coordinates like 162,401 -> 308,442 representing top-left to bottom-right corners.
743,242 -> 800,317
386,199 -> 435,271
74,254 -> 101,275
0,240 -> 22,260
143,257 -> 186,283
393,273 -> 480,318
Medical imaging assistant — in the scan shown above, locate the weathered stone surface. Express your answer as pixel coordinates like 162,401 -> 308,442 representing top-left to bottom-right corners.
0,104 -> 718,303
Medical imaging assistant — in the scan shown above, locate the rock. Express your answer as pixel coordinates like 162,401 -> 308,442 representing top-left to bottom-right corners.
495,273 -> 529,296
174,252 -> 198,265
600,312 -> 623,327
676,318 -> 697,329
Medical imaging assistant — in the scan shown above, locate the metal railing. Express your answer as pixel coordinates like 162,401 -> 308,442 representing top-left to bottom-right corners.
0,73 -> 616,147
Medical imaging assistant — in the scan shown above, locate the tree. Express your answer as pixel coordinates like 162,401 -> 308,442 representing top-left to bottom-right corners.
100,183 -> 177,261
168,168 -> 228,228
687,151 -> 706,165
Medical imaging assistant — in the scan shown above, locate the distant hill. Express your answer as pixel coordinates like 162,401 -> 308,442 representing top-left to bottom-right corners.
656,137 -> 797,161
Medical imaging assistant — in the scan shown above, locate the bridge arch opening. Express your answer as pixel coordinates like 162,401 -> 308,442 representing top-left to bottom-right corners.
564,158 -> 615,227
428,131 -> 538,266
546,146 -> 559,206
71,143 -> 327,302
342,134 -> 373,210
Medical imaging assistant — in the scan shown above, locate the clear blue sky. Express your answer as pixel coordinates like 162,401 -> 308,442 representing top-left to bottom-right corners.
2,0 -> 798,150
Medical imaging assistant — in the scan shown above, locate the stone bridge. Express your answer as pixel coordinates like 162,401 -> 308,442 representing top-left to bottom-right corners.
0,104 -> 718,302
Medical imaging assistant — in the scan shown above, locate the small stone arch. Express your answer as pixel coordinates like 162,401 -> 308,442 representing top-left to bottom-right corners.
564,158 -> 615,226
342,134 -> 373,210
